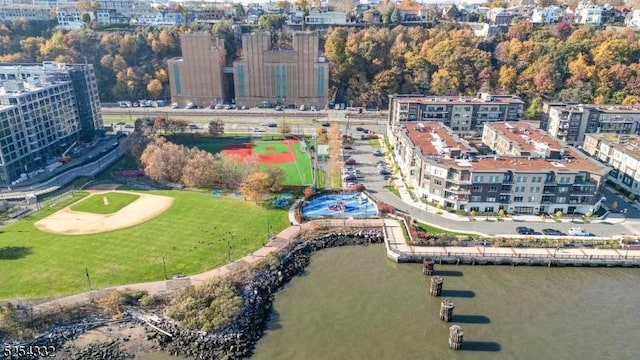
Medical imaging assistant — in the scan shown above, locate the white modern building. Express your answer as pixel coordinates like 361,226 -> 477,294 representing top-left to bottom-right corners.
0,62 -> 102,183
583,134 -> 640,196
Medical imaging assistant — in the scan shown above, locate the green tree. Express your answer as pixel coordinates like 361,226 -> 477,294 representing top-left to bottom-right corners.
524,98 -> 542,120
258,14 -> 286,33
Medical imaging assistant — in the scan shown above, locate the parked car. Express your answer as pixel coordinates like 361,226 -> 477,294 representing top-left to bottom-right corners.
253,127 -> 265,133
268,123 -> 277,128
568,227 -> 590,236
275,106 -> 283,111
516,226 -> 535,235
260,121 -> 270,126
186,102 -> 196,109
379,169 -> 391,175
373,149 -> 384,156
542,228 -> 566,236
322,122 -> 331,127
343,145 -> 353,150
345,158 -> 356,165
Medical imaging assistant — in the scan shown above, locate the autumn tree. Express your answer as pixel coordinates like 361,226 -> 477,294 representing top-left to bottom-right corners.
209,118 -> 225,136
239,171 -> 271,202
265,167 -> 286,192
120,128 -> 153,164
147,79 -> 163,99
140,138 -> 192,183
182,150 -> 217,188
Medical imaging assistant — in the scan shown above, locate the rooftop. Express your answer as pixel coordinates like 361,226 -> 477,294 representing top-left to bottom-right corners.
587,133 -> 640,159
486,122 -> 564,154
392,93 -> 524,106
403,122 -> 608,174
403,122 -> 473,156
549,102 -> 640,114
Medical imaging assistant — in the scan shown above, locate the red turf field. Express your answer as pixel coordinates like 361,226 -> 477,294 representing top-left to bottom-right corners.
221,139 -> 297,164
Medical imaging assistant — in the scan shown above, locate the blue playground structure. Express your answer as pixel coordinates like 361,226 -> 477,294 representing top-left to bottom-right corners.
302,193 -> 378,219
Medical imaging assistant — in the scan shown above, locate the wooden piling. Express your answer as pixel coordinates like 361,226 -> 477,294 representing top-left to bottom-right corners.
439,299 -> 455,322
448,325 -> 464,350
430,276 -> 443,296
423,258 -> 435,275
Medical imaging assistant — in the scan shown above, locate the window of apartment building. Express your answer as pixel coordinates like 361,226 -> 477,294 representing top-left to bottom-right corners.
487,197 -> 496,202
558,187 -> 569,193
528,196 -> 537,202
514,196 -> 523,202
531,176 -> 543,183
471,196 -> 482,202
556,197 -> 566,203
489,175 -> 499,183
514,186 -> 525,193
529,186 -> 540,193
433,179 -> 442,186
485,207 -> 495,212
488,186 -> 498,192
472,185 -> 482,191
559,176 -> 572,183
473,175 -> 484,182
516,176 -> 527,183
499,195 -> 509,202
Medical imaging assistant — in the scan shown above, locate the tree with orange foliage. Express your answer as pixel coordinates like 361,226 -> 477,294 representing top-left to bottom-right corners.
239,171 -> 271,203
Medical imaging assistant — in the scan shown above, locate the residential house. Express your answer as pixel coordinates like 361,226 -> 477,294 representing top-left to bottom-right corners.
574,1 -> 603,26
397,5 -> 431,23
305,9 -> 349,25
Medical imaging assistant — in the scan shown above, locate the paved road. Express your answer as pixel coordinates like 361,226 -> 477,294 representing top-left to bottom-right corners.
346,137 -> 640,238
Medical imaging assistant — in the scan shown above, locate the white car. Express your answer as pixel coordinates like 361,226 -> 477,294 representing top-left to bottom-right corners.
253,127 -> 265,133
260,121 -> 270,126
568,227 -> 590,236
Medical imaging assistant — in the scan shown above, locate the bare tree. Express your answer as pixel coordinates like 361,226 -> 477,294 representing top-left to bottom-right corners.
208,118 -> 225,136
140,137 -> 192,183
214,156 -> 258,190
265,167 -> 286,192
120,128 -> 153,164
182,150 -> 217,188
278,119 -> 291,135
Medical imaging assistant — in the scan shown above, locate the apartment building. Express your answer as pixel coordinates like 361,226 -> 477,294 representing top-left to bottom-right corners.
233,32 -> 328,109
0,62 -> 102,183
583,133 -> 640,195
390,121 -> 609,215
167,33 -> 227,107
541,102 -> 640,146
387,93 -> 524,136
0,4 -> 55,22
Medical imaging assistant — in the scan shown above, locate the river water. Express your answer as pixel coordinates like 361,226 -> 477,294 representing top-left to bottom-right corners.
251,244 -> 640,360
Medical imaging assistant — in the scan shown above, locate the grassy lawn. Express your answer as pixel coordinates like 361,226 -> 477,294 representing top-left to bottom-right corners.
168,134 -> 253,154
0,191 -> 289,299
386,186 -> 401,198
415,221 -> 477,237
368,138 -> 381,148
70,192 -> 139,214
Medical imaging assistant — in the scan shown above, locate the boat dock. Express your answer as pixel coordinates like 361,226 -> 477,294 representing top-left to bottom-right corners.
383,219 -> 640,267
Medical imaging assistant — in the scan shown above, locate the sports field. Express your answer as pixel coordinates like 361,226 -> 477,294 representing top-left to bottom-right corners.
70,192 -> 139,214
171,135 -> 314,186
0,190 -> 289,299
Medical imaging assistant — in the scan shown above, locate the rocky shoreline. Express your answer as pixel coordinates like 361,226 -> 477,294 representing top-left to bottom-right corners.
149,228 -> 383,359
2,229 -> 383,360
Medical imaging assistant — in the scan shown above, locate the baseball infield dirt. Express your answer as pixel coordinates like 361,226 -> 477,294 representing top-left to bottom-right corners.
34,191 -> 174,235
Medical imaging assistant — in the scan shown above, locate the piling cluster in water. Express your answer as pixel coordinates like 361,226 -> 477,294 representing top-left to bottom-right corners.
424,262 -> 465,350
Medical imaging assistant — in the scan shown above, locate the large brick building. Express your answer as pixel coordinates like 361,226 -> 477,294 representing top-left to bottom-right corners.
232,32 -> 328,109
167,33 -> 227,107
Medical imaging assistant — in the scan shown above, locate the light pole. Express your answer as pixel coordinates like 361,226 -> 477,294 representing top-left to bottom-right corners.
225,231 -> 233,263
162,256 -> 168,280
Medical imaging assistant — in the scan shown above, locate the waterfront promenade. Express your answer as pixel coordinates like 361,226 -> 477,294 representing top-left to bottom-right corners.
382,218 -> 640,267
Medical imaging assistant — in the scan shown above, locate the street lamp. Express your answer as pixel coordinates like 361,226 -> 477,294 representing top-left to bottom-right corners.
225,231 -> 233,263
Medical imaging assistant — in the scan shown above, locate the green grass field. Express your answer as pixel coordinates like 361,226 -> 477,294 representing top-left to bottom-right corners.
70,192 -> 139,214
170,135 -> 314,186
259,141 -> 313,186
0,191 -> 289,299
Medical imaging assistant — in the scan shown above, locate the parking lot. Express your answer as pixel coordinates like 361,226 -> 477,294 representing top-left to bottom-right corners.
341,135 -> 390,190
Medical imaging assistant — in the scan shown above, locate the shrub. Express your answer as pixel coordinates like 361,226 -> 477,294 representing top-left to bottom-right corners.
303,187 -> 314,198
376,200 -> 395,214
166,278 -> 242,332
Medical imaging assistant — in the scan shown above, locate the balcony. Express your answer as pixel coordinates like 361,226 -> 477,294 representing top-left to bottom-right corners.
459,177 -> 472,184
446,186 -> 471,194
